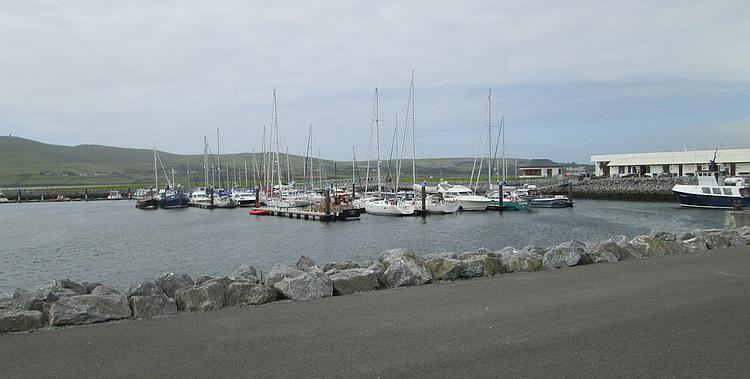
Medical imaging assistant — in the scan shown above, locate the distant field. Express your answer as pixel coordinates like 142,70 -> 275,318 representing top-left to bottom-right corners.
0,136 -> 590,189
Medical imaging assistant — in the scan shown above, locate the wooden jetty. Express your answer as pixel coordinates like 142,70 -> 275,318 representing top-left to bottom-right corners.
256,207 -> 362,222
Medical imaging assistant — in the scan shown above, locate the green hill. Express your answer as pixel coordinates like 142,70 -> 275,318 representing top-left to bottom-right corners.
0,136 -> 580,188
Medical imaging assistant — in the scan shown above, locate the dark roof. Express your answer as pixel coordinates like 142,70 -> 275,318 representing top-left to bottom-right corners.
519,159 -> 563,168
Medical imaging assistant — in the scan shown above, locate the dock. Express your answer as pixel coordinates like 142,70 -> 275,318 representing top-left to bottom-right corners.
257,207 -> 362,222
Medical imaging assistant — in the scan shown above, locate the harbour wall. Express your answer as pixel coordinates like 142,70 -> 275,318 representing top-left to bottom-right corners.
539,177 -> 677,202
2,225 -> 748,334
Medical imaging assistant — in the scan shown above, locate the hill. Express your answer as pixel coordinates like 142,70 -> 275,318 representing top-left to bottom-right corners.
0,136 -> 586,188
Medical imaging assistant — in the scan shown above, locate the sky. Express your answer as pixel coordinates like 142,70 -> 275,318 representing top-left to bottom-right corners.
1,0 -> 749,163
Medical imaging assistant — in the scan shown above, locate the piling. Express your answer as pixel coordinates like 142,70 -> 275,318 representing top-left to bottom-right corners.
255,186 -> 260,207
324,188 -> 331,215
84,189 -> 88,201
499,182 -> 503,209
421,183 -> 427,215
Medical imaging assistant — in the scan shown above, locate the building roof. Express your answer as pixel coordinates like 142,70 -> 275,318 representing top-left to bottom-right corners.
519,159 -> 563,168
591,148 -> 750,166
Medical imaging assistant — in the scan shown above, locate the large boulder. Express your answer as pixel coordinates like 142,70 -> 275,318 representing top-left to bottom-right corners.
543,241 -> 585,269
225,282 -> 279,306
90,285 -> 120,295
82,281 -> 103,294
581,241 -> 620,264
36,278 -> 88,302
127,281 -> 177,318
323,261 -> 360,272
296,256 -> 319,270
378,249 -> 431,288
693,229 -> 746,249
735,226 -> 750,242
48,294 -> 131,326
174,281 -> 224,312
12,289 -> 48,316
498,247 -> 543,272
424,257 -> 462,281
230,265 -> 259,283
367,262 -> 387,286
606,236 -> 642,260
156,273 -> 194,298
273,270 -> 333,301
630,235 -> 685,257
0,293 -> 13,310
0,310 -> 45,332
328,268 -> 380,295
265,265 -> 305,287
682,236 -> 709,253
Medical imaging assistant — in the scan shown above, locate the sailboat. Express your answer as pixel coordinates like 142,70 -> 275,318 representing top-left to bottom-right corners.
136,147 -> 163,209
363,87 -> 415,216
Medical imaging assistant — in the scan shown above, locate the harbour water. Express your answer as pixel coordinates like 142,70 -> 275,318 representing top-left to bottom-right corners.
0,200 -> 724,293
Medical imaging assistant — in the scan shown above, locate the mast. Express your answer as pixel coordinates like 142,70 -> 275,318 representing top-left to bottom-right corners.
153,146 -> 158,191
318,148 -> 323,189
374,88 -> 382,194
272,90 -> 283,198
244,160 -> 248,188
502,116 -> 507,181
410,70 -> 416,185
217,128 -> 221,189
203,137 -> 209,188
488,89 -> 492,187
286,146 -> 291,185
352,146 -> 357,185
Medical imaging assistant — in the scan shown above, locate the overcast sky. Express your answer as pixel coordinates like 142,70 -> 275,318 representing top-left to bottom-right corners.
1,1 -> 749,163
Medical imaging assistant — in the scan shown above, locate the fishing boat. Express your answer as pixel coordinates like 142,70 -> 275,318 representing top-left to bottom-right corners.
529,195 -> 573,208
436,182 -> 490,211
135,191 -> 159,209
158,187 -> 189,209
672,160 -> 750,209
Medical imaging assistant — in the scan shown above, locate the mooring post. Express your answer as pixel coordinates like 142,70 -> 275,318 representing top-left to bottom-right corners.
324,186 -> 331,215
84,188 -> 88,201
499,181 -> 503,209
17,189 -> 21,203
421,181 -> 427,216
128,188 -> 132,199
255,186 -> 260,208
210,187 -> 214,207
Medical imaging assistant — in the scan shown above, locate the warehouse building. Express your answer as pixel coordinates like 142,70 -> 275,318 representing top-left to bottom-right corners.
591,149 -> 750,177
519,159 -> 564,178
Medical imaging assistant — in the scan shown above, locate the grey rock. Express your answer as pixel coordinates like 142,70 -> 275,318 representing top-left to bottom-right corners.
0,293 -> 13,310
36,278 -> 88,302
265,265 -> 305,288
378,249 -> 432,288
422,252 -> 459,260
606,236 -> 642,260
225,282 -> 279,306
202,276 -> 237,291
366,262 -> 387,285
230,265 -> 258,283
82,281 -> 103,294
0,310 -> 45,332
693,229 -> 746,249
296,255 -> 318,270
273,270 -> 333,301
457,251 -> 481,260
424,257 -> 462,281
156,273 -> 194,298
682,236 -> 709,252
174,281 -> 225,312
630,235 -> 686,257
499,248 -> 543,272
523,245 -> 548,255
323,261 -> 360,272
90,285 -> 120,295
328,268 -> 380,295
581,241 -> 620,264
127,281 -> 164,298
48,294 -> 131,326
650,231 -> 677,241
129,294 -> 177,319
459,256 -> 486,278
543,241 -> 585,269
195,275 -> 215,285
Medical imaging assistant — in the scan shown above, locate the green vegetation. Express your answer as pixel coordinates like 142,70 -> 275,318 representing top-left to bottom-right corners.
0,136 -> 589,189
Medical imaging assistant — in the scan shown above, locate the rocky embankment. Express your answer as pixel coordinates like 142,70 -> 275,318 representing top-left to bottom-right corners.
540,177 -> 678,201
2,226 -> 749,334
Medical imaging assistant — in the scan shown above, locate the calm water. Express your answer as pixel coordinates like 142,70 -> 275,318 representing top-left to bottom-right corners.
0,200 -> 724,293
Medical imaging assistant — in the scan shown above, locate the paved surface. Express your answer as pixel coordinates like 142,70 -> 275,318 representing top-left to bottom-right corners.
2,247 -> 750,378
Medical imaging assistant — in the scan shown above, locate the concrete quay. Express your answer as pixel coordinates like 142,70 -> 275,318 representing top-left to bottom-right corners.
1,247 -> 749,378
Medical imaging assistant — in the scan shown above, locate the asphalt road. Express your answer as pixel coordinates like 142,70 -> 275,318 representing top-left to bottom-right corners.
2,247 -> 750,378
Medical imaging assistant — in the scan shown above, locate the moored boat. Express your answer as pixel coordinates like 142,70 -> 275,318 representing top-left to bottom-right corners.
436,182 -> 490,211
529,195 -> 573,208
135,192 -> 159,209
672,161 -> 750,209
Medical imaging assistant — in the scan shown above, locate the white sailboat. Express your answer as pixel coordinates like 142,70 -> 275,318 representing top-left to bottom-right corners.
363,87 -> 415,216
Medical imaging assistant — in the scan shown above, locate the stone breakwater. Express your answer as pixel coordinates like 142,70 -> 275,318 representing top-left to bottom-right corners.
2,226 -> 749,334
540,177 -> 678,201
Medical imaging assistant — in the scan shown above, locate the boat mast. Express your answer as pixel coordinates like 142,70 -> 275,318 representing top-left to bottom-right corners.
286,146 -> 291,185
217,128 -> 221,189
318,148 -> 323,189
352,146 -> 357,186
244,160 -> 248,188
488,89 -> 492,188
375,87 -> 382,194
153,146 -> 158,191
204,137 -> 209,188
502,116 -> 507,181
272,90 -> 283,199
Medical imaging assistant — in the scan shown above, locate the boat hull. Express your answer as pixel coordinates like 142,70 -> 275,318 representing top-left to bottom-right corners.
159,195 -> 189,209
529,198 -> 572,208
456,200 -> 489,211
135,198 -> 159,210
364,201 -> 415,216
673,190 -> 750,209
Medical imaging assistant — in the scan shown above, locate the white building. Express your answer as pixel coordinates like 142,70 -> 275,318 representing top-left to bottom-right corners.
591,149 -> 750,177
519,159 -> 563,178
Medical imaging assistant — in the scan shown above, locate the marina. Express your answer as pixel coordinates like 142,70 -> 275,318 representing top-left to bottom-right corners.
0,199 -> 726,293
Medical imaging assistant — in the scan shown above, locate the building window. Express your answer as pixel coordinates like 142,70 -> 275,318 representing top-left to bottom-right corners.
723,188 -> 732,195
702,187 -> 711,194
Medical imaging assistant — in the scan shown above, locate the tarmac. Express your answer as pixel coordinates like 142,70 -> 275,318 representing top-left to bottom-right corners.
1,247 -> 749,378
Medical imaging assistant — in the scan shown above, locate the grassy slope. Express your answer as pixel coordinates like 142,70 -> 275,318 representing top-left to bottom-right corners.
0,136 -> 587,188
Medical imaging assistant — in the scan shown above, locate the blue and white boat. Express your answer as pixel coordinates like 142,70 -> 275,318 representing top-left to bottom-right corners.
672,164 -> 750,209
528,195 -> 573,208
158,187 -> 189,209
